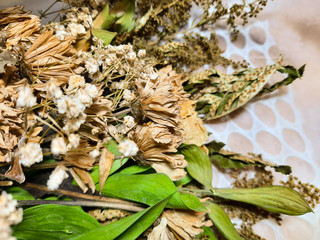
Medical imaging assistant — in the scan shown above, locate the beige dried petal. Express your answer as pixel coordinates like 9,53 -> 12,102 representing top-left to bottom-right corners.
179,100 -> 207,146
99,148 -> 114,194
73,167 -> 96,193
148,218 -> 175,240
69,168 -> 88,193
163,210 -> 212,240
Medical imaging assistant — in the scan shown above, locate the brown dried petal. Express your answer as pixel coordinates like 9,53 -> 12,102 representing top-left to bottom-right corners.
5,156 -> 25,183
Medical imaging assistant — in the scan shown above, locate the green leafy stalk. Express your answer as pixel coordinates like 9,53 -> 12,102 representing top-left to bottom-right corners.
214,186 -> 312,215
206,140 -> 291,174
205,202 -> 243,240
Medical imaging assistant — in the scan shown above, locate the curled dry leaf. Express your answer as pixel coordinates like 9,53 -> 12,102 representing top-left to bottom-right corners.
162,210 -> 212,240
99,148 -> 114,193
69,168 -> 89,193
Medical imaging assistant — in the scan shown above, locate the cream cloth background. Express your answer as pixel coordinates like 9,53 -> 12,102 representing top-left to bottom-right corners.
1,0 -> 319,239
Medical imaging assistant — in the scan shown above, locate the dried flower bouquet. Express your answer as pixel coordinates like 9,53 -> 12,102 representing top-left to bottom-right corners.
0,1 -> 318,240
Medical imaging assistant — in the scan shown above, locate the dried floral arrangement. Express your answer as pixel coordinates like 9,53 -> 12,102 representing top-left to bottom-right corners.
0,1 -> 319,240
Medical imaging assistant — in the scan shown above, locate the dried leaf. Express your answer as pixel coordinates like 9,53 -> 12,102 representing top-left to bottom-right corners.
5,157 -> 25,184
99,148 -> 114,194
179,100 -> 207,146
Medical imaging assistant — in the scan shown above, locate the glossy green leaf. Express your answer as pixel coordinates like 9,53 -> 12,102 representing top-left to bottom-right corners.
214,186 -> 313,215
196,226 -> 217,240
179,144 -> 213,189
205,202 -> 242,240
174,173 -> 193,187
118,164 -> 152,174
5,187 -> 34,200
92,28 -> 117,45
13,205 -> 100,240
99,173 -> 206,212
71,195 -> 172,240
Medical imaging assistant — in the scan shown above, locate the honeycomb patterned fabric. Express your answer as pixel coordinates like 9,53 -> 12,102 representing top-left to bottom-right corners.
1,0 -> 319,239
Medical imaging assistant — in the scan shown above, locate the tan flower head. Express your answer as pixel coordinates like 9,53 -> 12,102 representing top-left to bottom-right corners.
24,30 -> 84,83
134,66 -> 183,128
131,122 -> 187,180
162,210 -> 212,240
0,7 -> 40,47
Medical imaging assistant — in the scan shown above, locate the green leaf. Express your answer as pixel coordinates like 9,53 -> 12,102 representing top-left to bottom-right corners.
206,140 -> 225,153
99,173 -> 206,212
214,186 -> 313,215
179,144 -> 213,189
196,226 -> 217,239
118,164 -> 152,174
205,202 -> 242,240
258,64 -> 305,96
211,154 -> 246,169
92,28 -> 117,45
113,0 -> 135,33
206,140 -> 291,174
13,205 -> 100,240
71,195 -> 172,240
174,173 -> 193,187
5,187 -> 34,200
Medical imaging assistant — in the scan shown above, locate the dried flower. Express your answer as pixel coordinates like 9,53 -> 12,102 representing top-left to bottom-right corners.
137,49 -> 146,58
123,116 -> 135,128
68,133 -> 80,149
57,95 -> 85,118
46,79 -> 63,99
131,122 -> 187,180
18,142 -> 43,167
89,149 -> 100,158
85,84 -> 98,98
51,136 -> 67,155
162,210 -> 212,240
123,89 -> 135,102
16,86 -> 37,108
85,58 -> 99,74
47,165 -> 69,190
63,112 -> 87,133
0,191 -> 23,240
118,139 -> 139,157
67,23 -> 86,37
68,74 -> 85,91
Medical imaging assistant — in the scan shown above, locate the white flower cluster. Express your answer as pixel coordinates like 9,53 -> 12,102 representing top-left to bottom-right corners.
50,134 -> 80,156
0,191 -> 23,240
16,86 -> 37,108
18,142 -> 43,167
46,75 -> 98,134
118,139 -> 139,157
47,165 -> 69,190
46,7 -> 92,40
